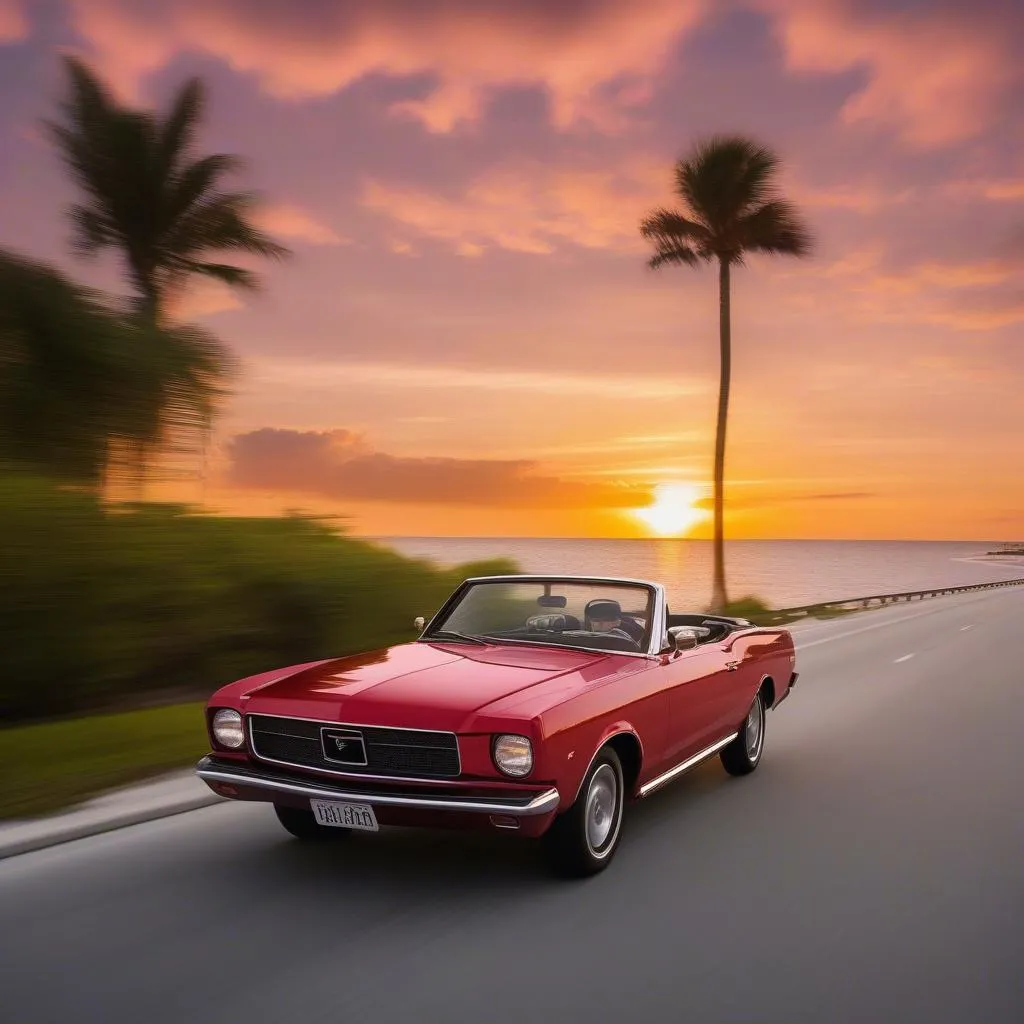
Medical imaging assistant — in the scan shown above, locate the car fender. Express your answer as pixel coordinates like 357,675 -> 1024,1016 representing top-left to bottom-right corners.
562,721 -> 644,809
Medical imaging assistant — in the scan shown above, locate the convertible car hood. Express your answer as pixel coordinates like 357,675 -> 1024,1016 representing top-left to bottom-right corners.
238,640 -> 608,728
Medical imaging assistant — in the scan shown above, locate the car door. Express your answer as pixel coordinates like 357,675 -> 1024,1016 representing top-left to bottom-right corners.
657,647 -> 735,765
713,630 -> 791,734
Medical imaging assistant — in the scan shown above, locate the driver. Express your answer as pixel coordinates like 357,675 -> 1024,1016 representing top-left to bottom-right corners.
587,599 -> 645,643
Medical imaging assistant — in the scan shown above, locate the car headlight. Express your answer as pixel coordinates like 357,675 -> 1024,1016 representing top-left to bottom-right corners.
212,708 -> 245,749
493,734 -> 533,777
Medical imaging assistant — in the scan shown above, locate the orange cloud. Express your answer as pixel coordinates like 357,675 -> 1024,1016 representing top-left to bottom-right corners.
983,180 -> 1024,201
0,0 -> 27,41
247,357 -> 707,401
67,0 -> 706,131
362,156 -> 665,254
170,279 -> 244,319
754,0 -> 1021,147
770,249 -> 1024,332
871,260 -> 1016,295
251,203 -> 346,246
225,428 -> 653,508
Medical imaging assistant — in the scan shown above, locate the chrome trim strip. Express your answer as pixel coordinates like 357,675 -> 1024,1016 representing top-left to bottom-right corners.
246,713 -> 463,779
637,733 -> 738,798
247,711 -> 460,736
196,762 -> 560,816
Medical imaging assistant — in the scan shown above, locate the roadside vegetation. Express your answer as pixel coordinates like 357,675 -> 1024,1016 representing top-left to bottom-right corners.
0,473 -> 514,726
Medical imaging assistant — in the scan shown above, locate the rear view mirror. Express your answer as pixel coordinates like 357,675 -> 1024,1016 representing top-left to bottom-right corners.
537,595 -> 567,608
413,616 -> 425,631
668,626 -> 700,652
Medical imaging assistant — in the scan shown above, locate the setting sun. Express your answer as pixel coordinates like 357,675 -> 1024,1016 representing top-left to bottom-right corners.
633,482 -> 710,537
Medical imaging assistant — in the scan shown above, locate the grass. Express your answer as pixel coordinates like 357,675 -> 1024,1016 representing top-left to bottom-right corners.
0,702 -> 207,820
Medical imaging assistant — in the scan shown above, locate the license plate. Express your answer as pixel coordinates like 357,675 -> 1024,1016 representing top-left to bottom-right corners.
309,798 -> 379,831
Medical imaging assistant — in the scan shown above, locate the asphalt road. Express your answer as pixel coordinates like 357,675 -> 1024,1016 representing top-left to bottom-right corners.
2,588 -> 1023,1024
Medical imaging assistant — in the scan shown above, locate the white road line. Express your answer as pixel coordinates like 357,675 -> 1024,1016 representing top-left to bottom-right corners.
794,606 -> 954,650
894,654 -> 915,663
960,625 -> 974,631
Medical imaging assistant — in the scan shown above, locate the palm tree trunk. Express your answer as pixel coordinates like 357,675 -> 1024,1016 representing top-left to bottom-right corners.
709,256 -> 731,614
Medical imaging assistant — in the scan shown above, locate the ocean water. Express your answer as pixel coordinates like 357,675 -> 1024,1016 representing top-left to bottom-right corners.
371,538 -> 1024,610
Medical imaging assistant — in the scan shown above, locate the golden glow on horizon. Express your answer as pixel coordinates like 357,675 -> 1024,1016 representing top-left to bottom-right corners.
633,482 -> 709,537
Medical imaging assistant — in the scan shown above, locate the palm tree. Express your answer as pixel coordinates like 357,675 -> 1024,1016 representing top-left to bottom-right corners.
640,135 -> 812,614
46,56 -> 290,325
44,56 -> 284,493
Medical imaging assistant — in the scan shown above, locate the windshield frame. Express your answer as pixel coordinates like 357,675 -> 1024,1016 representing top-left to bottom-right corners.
419,574 -> 667,659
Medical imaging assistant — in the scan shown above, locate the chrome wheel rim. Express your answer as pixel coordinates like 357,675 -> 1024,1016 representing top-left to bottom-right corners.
745,695 -> 764,761
585,763 -> 620,856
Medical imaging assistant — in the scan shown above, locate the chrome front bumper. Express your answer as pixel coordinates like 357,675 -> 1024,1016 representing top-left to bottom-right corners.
195,756 -> 560,817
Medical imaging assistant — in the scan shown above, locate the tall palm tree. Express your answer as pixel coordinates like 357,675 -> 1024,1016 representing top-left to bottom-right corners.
640,135 -> 812,613
46,56 -> 290,325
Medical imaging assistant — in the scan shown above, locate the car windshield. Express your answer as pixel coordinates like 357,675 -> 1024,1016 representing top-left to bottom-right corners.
426,579 -> 654,654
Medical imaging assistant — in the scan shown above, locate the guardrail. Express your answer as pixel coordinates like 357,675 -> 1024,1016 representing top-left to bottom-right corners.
764,575 -> 1024,623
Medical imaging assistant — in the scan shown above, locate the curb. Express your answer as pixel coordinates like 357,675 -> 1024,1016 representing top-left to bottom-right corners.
0,787 -> 225,862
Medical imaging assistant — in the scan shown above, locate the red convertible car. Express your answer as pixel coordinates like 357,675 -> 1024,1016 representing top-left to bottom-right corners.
197,574 -> 798,877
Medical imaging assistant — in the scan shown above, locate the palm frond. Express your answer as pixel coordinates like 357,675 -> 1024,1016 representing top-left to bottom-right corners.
159,77 -> 204,175
676,135 -> 781,232
68,204 -> 114,257
168,192 -> 291,262
181,261 -> 260,291
736,200 -> 813,258
167,153 -> 244,222
639,208 -> 709,268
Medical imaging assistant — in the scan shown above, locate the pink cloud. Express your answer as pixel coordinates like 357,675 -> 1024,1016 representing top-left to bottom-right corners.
789,181 -> 916,213
251,203 -> 346,246
66,0 -> 706,131
754,0 -> 1021,147
362,156 -> 666,254
0,0 -> 27,41
770,249 -> 1023,332
225,428 -> 653,508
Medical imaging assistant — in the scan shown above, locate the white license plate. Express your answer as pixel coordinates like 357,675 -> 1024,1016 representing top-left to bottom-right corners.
309,798 -> 379,831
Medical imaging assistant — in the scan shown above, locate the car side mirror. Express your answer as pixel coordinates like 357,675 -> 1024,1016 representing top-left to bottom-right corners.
413,616 -> 425,631
668,626 -> 700,653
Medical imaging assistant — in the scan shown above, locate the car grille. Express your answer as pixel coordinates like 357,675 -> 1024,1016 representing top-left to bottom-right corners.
247,715 -> 461,778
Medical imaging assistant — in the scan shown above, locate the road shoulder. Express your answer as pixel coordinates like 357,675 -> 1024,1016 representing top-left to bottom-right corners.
0,768 -> 223,860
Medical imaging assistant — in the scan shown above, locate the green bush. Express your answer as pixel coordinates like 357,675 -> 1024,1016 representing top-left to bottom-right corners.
0,473 -> 517,723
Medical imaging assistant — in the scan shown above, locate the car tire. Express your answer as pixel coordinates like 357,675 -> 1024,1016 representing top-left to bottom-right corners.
720,688 -> 766,777
542,746 -> 625,878
273,803 -> 351,840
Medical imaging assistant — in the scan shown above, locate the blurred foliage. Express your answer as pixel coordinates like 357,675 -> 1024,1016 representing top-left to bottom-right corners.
717,593 -> 856,625
0,701 -> 208,819
47,56 -> 289,322
0,474 -> 517,724
715,595 -> 775,621
0,248 -> 234,489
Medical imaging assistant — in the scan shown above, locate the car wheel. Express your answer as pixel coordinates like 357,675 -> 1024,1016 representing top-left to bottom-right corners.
273,803 -> 351,840
720,688 -> 766,776
543,746 -> 625,878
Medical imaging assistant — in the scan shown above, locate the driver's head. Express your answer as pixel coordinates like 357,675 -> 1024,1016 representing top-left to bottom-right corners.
589,599 -> 622,632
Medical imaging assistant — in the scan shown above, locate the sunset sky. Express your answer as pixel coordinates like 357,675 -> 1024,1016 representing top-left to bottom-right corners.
1,0 -> 1022,540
